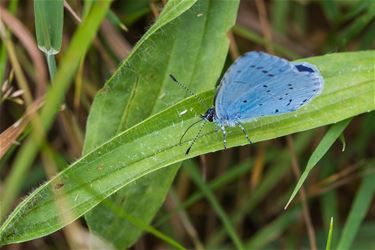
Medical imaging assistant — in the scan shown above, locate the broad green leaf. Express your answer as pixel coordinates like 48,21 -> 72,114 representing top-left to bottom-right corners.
34,0 -> 63,55
83,0 -> 239,248
0,51 -> 373,245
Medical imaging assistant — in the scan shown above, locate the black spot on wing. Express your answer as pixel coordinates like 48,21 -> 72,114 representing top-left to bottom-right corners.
295,64 -> 315,73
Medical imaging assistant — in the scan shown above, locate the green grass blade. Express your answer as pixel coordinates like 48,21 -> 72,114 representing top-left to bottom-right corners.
0,0 -> 18,88
320,157 -> 339,246
107,10 -> 127,31
333,1 -> 375,49
360,20 -> 375,49
321,0 -> 340,24
292,3 -> 307,35
340,0 -> 371,23
206,131 -> 315,247
245,207 -> 301,249
336,169 -> 375,249
285,119 -> 352,208
34,0 -> 63,55
271,0 -> 290,34
185,161 -> 245,250
232,25 -> 299,59
0,51 -> 373,245
0,41 -> 7,88
326,217 -> 334,250
83,0 -> 239,248
155,159 -> 254,226
82,0 -> 94,20
122,0 -> 151,25
0,0 -> 110,235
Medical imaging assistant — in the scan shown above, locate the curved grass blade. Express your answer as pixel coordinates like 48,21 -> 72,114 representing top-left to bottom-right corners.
185,161 -> 245,250
284,118 -> 352,209
0,51 -> 374,245
336,168 -> 375,249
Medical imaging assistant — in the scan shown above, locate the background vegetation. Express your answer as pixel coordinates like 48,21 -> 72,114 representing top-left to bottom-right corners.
0,0 -> 374,249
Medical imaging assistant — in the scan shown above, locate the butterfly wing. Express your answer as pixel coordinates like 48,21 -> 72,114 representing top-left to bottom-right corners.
214,52 -> 324,124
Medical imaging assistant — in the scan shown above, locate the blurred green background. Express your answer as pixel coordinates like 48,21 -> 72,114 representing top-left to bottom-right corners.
0,0 -> 374,249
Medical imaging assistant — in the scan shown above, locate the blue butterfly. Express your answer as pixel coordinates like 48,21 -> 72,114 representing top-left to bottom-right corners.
170,51 -> 324,155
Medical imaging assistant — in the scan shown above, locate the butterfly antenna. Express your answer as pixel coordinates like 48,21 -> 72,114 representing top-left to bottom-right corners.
169,74 -> 207,108
179,119 -> 204,144
185,120 -> 207,156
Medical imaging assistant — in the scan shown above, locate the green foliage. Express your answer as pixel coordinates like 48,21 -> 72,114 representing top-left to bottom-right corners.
34,0 -> 63,55
285,119 -> 351,208
0,0 -> 111,226
0,49 -> 373,245
185,161 -> 244,249
336,168 -> 375,249
1,0 -> 374,248
83,0 -> 239,248
326,217 -> 334,250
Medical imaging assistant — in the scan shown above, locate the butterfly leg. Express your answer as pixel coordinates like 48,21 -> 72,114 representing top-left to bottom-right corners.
220,125 -> 227,149
236,122 -> 252,144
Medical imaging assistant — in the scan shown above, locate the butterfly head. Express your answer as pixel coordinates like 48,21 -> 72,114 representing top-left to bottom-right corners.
201,107 -> 215,122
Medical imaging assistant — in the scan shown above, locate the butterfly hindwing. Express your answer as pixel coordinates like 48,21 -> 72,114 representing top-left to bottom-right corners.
214,52 -> 324,123
235,65 -> 323,121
